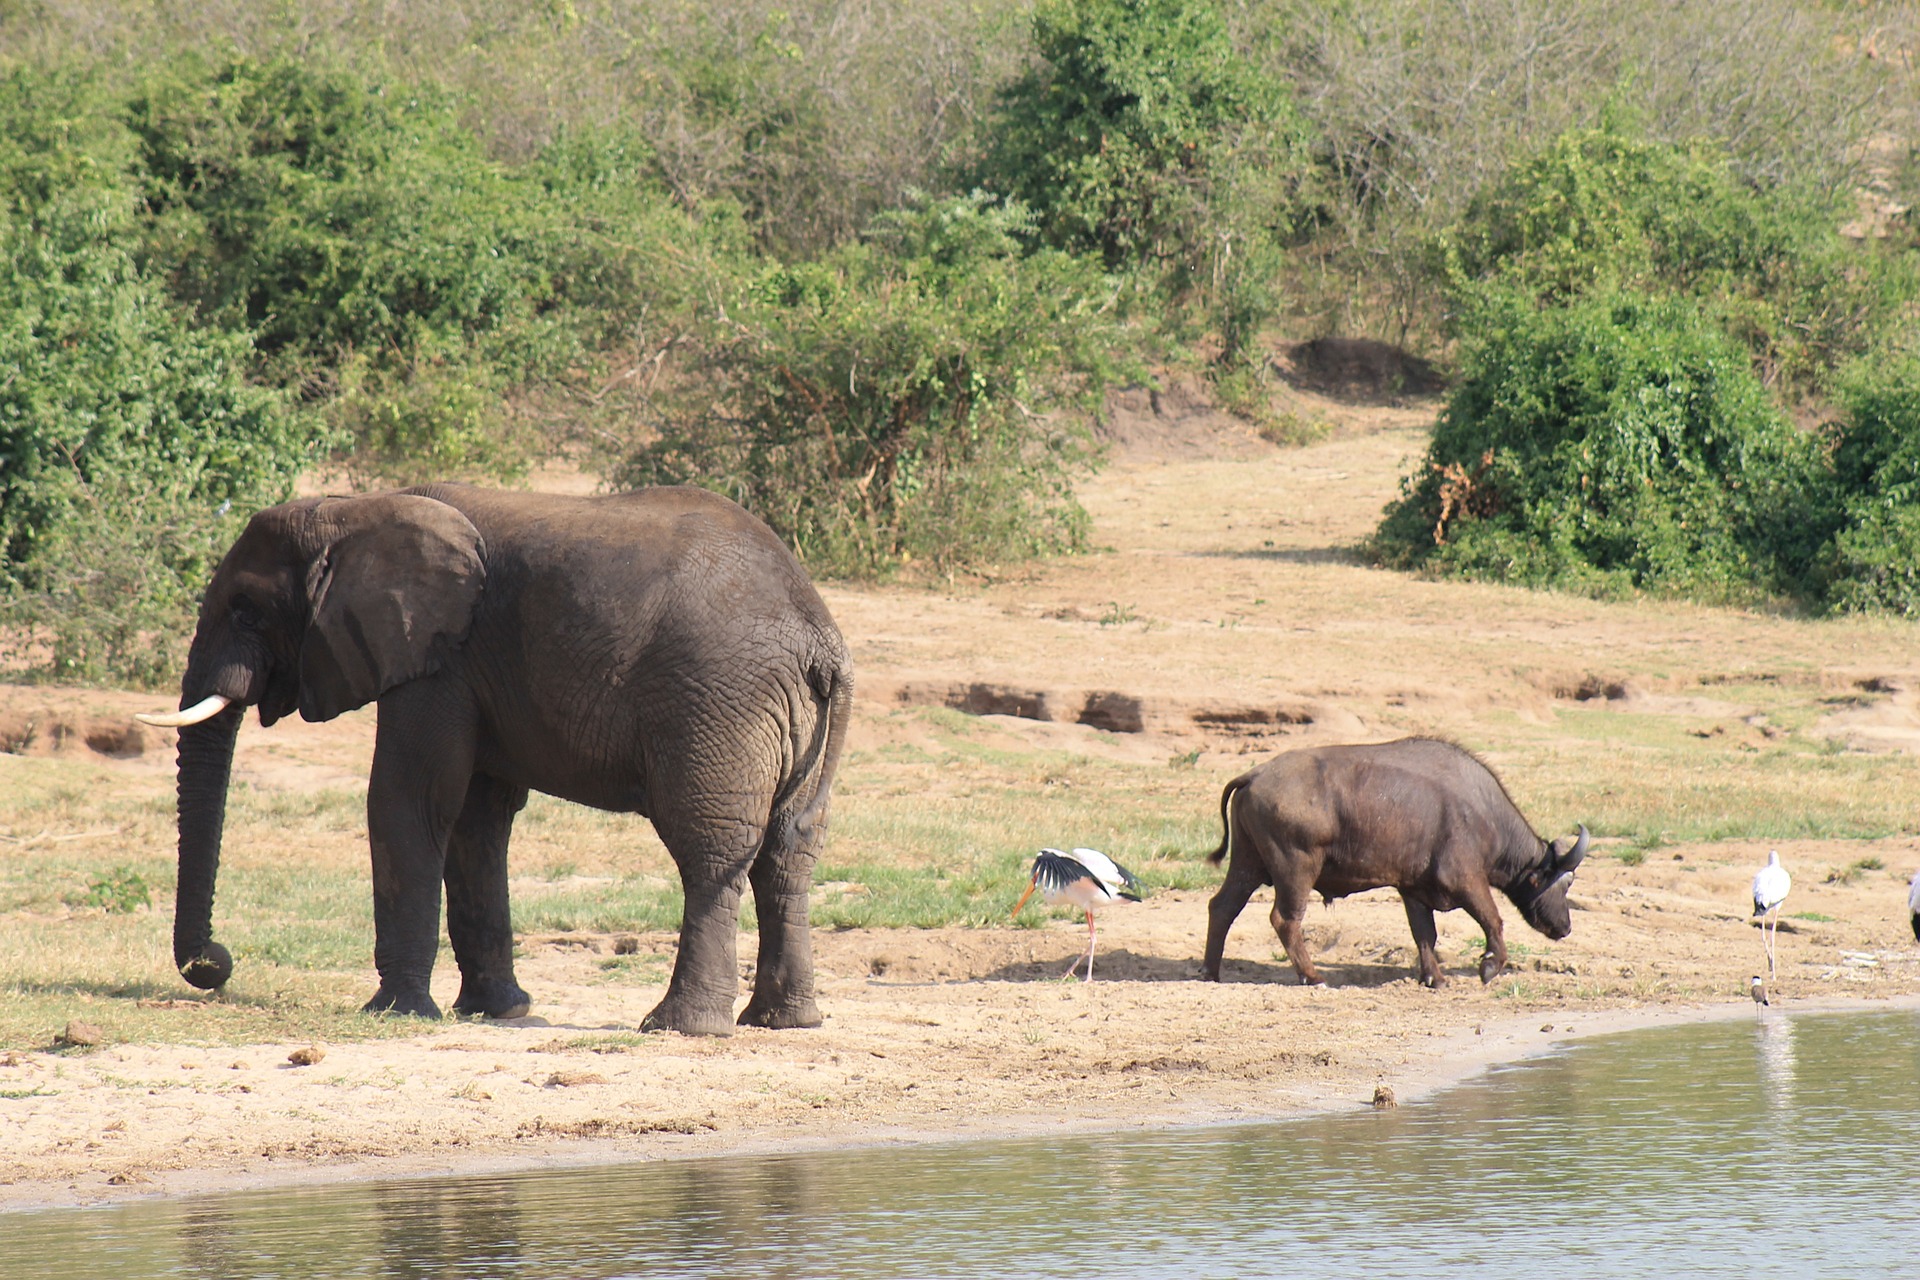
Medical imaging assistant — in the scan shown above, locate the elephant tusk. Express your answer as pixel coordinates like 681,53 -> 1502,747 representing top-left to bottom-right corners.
136,694 -> 234,728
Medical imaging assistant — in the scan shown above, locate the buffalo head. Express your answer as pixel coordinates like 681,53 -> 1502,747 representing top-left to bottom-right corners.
1514,824 -> 1589,940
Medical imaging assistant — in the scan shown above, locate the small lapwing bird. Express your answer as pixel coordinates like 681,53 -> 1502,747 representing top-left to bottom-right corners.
1750,975 -> 1769,1017
1011,847 -> 1143,982
1908,870 -> 1920,944
1751,850 -> 1791,980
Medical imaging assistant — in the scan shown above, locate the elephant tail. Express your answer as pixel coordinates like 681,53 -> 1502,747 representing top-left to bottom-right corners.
1207,773 -> 1252,865
769,646 -> 853,852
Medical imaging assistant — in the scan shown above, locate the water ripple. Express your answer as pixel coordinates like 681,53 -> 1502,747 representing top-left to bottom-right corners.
10,1008 -> 1918,1279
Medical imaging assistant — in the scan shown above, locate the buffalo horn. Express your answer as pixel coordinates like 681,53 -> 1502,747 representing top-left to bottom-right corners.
135,693 -> 234,728
1558,824 -> 1590,872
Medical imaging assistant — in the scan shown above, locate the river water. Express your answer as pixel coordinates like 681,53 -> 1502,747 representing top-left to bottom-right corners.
11,1007 -> 1916,1279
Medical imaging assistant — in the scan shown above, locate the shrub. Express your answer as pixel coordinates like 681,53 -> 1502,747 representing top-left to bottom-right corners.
1818,350 -> 1920,616
1373,289 -> 1823,602
975,0 -> 1320,355
1439,119 -> 1914,400
0,69 -> 308,682
127,55 -> 615,483
621,193 -> 1120,575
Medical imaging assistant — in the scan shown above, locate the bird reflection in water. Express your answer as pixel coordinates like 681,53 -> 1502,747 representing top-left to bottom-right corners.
1755,1013 -> 1797,1114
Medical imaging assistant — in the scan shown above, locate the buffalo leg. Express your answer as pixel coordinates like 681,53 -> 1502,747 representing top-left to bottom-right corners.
1402,897 -> 1447,989
1458,884 -> 1509,984
1201,852 -> 1266,981
1271,898 -> 1323,986
1272,911 -> 1322,985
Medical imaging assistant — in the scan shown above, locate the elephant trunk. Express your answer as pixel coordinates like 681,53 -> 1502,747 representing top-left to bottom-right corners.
172,703 -> 243,989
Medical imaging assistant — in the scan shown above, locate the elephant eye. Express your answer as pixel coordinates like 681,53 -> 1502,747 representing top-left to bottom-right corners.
230,595 -> 263,630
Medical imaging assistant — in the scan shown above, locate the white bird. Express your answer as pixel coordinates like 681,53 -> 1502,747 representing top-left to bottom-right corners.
1908,871 -> 1919,945
1751,850 -> 1791,980
1750,974 -> 1769,1017
1010,847 -> 1143,982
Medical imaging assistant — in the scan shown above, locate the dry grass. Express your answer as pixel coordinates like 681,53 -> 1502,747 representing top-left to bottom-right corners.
4,404 -> 1919,1053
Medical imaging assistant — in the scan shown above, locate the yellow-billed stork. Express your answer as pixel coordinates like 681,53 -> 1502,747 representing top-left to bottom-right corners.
1751,850 -> 1791,979
1010,847 -> 1143,982
1908,870 -> 1919,944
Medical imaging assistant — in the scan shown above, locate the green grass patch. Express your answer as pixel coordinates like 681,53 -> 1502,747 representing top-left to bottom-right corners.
1824,856 -> 1887,886
1480,705 -> 1920,843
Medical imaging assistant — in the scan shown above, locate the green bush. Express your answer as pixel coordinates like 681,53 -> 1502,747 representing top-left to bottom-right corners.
1373,289 -> 1823,602
975,0 -> 1320,358
621,193 -> 1120,575
0,209 -> 300,682
1439,120 -> 1910,400
1819,351 -> 1920,616
126,55 -> 594,482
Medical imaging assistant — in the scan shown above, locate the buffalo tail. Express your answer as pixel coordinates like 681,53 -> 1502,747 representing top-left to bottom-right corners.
1207,774 -> 1251,865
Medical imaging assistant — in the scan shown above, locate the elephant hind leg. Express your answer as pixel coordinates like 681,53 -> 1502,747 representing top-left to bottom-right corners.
738,814 -> 824,1030
446,773 -> 533,1019
641,813 -> 762,1037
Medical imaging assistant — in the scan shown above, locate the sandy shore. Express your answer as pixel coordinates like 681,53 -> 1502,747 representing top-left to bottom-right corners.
6,869 -> 1917,1213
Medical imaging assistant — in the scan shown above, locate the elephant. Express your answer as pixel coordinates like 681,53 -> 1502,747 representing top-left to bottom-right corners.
138,483 -> 852,1036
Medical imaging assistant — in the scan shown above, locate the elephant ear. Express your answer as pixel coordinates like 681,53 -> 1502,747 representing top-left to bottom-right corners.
298,494 -> 486,723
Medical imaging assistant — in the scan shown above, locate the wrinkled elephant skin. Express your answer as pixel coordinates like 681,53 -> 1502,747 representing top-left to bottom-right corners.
156,484 -> 851,1036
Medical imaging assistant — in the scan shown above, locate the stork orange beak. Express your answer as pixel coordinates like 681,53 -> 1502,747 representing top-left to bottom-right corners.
1010,879 -> 1038,920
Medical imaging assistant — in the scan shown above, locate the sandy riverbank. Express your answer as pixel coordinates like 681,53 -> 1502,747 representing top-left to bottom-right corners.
5,874 -> 1917,1212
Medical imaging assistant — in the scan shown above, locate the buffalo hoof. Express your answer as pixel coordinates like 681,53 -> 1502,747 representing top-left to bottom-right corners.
737,997 -> 822,1030
639,996 -> 736,1037
1420,972 -> 1449,990
452,980 -> 533,1021
1478,955 -> 1506,984
363,987 -> 443,1019
1197,966 -> 1221,982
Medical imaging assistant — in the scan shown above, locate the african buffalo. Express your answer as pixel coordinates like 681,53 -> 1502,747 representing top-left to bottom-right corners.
1199,737 -> 1588,988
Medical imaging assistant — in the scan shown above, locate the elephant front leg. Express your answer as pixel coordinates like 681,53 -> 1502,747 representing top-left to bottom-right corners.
445,774 -> 533,1020
362,687 -> 474,1019
738,836 -> 822,1029
365,825 -> 449,1018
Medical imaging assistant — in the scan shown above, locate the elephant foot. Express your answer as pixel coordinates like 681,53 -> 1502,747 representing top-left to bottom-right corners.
737,995 -> 822,1030
452,980 -> 532,1021
639,996 -> 736,1037
363,986 -> 443,1019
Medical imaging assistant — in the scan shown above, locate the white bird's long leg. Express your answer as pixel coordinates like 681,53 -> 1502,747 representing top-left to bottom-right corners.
1063,916 -> 1087,980
1084,910 -> 1097,983
1764,910 -> 1778,981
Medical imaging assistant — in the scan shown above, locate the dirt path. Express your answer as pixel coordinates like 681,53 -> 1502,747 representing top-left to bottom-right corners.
5,381 -> 1919,1211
